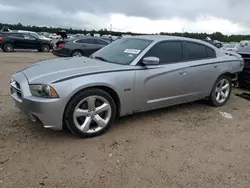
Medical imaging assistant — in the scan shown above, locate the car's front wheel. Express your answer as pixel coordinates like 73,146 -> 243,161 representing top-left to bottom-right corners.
72,50 -> 83,57
41,44 -> 50,52
64,89 -> 116,138
209,75 -> 232,107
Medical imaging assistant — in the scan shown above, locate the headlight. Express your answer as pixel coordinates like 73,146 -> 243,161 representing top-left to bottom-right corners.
29,84 -> 59,98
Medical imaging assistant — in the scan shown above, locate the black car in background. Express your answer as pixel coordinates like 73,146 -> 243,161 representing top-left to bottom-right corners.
238,46 -> 250,89
52,36 -> 110,57
0,32 -> 53,52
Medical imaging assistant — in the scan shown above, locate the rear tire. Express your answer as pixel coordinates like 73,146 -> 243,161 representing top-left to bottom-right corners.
3,43 -> 14,52
208,75 -> 232,107
72,50 -> 83,57
64,88 -> 116,138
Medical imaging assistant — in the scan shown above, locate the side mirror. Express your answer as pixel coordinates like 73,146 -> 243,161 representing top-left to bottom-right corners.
142,56 -> 160,65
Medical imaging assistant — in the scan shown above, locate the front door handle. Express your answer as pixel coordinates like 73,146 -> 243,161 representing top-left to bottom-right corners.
178,70 -> 186,75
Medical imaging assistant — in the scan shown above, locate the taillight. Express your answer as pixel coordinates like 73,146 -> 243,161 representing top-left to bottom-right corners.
0,36 -> 3,41
58,43 -> 65,48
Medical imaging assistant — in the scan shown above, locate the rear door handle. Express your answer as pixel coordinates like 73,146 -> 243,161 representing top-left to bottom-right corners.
214,65 -> 219,68
178,70 -> 186,75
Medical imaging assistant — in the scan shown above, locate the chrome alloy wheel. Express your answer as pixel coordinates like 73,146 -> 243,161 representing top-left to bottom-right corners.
215,78 -> 230,103
73,96 -> 112,133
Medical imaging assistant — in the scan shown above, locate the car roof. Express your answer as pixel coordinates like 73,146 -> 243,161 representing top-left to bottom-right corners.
128,35 -> 216,48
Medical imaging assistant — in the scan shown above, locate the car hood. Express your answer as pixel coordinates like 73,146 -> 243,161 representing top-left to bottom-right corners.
21,57 -> 133,84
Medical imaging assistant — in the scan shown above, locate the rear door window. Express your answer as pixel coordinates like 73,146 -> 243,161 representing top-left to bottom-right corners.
76,39 -> 95,44
185,42 -> 216,61
7,33 -> 24,38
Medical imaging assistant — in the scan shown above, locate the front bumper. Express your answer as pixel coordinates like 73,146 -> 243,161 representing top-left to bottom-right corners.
10,71 -> 66,130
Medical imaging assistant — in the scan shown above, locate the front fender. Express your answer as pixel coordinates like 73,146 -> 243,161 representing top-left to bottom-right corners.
52,71 -> 135,116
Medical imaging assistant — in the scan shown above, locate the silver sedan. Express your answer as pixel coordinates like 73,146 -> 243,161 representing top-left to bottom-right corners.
10,35 -> 244,137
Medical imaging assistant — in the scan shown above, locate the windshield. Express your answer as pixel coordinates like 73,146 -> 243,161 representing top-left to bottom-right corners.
92,38 -> 153,65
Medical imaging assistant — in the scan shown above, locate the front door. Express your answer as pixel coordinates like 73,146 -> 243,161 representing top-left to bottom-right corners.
134,40 -> 193,112
21,33 -> 39,49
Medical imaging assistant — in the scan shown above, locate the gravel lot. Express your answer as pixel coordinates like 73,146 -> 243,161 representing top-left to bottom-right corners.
1,52 -> 250,188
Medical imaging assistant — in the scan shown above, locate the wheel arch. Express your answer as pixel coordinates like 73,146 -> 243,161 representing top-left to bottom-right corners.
71,49 -> 85,56
209,72 -> 233,95
2,42 -> 15,49
63,85 -> 121,121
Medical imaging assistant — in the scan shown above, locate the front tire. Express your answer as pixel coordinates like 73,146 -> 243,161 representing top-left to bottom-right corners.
209,75 -> 232,107
41,44 -> 50,52
64,89 -> 116,138
3,43 -> 14,52
72,50 -> 83,57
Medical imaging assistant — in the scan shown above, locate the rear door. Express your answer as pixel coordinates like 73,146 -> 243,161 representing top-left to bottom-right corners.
182,41 -> 219,98
6,33 -> 25,48
134,40 -> 192,111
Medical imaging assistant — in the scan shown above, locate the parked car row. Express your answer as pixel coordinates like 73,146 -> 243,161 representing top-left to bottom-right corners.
10,35 -> 244,138
0,31 -> 53,52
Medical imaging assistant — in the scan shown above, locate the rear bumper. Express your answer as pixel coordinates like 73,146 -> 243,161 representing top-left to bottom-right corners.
239,68 -> 250,87
10,72 -> 67,130
52,48 -> 71,57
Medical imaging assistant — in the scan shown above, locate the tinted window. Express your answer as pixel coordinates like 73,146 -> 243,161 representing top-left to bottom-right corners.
186,42 -> 207,61
96,39 -> 108,45
76,39 -> 95,44
23,34 -> 36,40
207,48 -> 216,58
145,41 -> 183,64
7,33 -> 24,38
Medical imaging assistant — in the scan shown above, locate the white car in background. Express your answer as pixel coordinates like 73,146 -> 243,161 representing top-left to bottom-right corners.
220,43 -> 243,52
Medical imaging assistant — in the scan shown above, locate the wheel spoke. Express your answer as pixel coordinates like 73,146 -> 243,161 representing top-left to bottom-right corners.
87,96 -> 96,111
95,103 -> 110,114
221,92 -> 226,99
93,114 -> 107,127
74,108 -> 89,118
222,84 -> 229,91
80,116 -> 92,132
216,92 -> 221,101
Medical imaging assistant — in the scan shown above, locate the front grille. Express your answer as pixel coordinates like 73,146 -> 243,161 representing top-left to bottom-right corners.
10,80 -> 22,98
239,53 -> 250,68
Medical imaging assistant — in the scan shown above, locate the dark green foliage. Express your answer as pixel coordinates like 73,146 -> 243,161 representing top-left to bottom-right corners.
1,22 -> 249,42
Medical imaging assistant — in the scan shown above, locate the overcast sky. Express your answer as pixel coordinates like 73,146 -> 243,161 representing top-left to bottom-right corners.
0,0 -> 249,34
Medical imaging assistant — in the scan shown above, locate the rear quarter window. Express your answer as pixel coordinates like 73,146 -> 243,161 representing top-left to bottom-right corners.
186,42 -> 216,61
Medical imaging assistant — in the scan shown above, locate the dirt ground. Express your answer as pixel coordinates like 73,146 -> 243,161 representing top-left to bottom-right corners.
1,52 -> 250,188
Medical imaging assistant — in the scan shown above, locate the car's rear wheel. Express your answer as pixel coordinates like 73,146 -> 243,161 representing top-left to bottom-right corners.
41,44 -> 50,52
64,88 -> 116,138
72,50 -> 83,57
209,75 -> 232,107
3,43 -> 14,52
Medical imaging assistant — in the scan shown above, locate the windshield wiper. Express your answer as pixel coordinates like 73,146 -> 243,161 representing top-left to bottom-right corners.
94,56 -> 109,62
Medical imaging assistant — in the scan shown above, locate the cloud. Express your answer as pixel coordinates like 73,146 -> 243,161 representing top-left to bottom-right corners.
0,0 -> 250,34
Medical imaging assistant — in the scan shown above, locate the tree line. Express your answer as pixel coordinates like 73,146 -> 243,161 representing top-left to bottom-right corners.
1,22 -> 250,42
